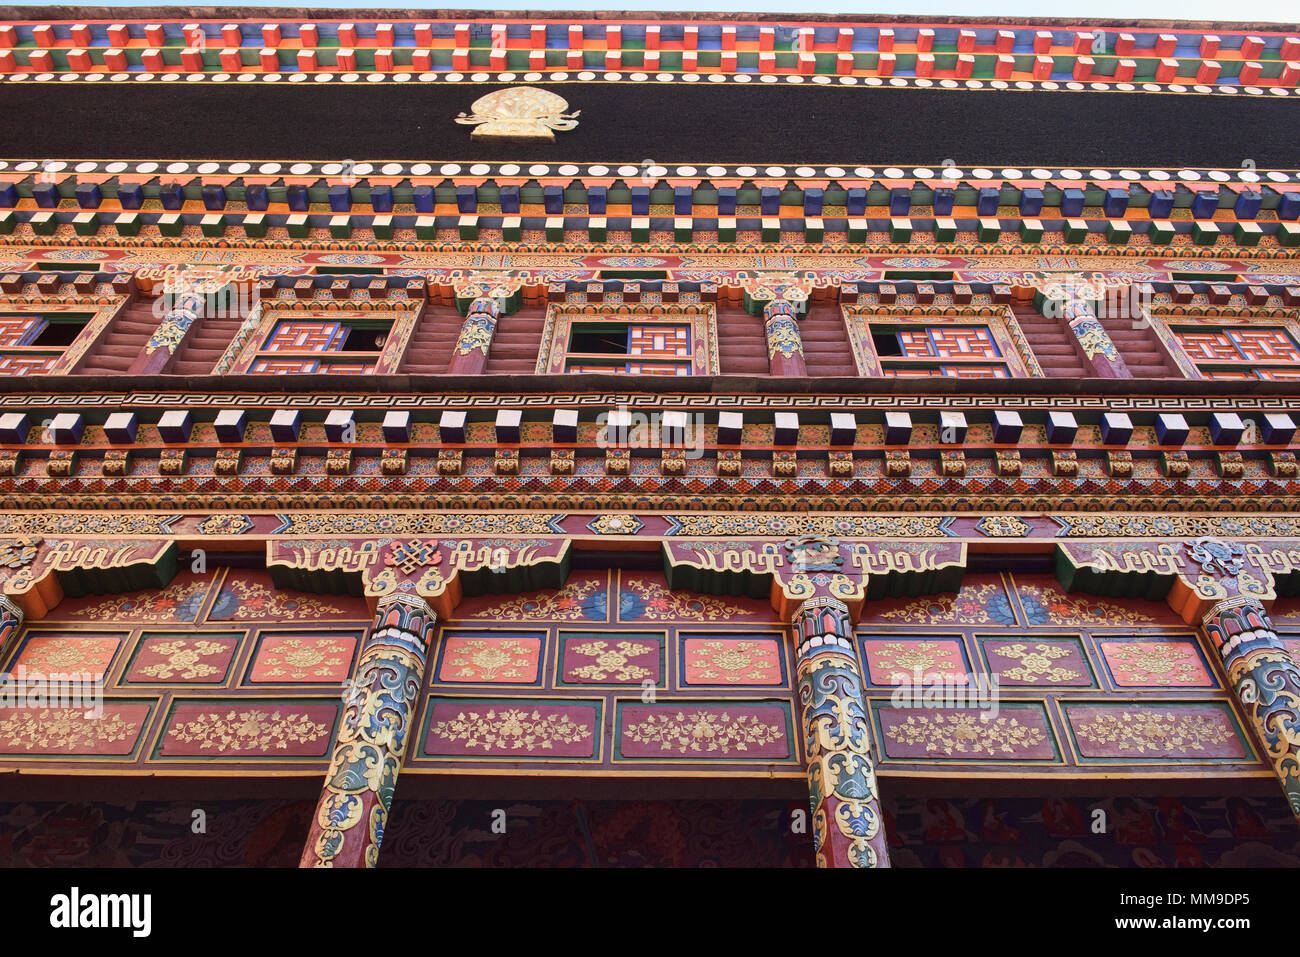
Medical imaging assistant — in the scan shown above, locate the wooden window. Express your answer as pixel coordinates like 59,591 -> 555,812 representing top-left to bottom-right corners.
871,323 -> 1010,378
0,312 -> 92,375
248,317 -> 388,375
562,321 -> 693,376
1171,325 -> 1300,381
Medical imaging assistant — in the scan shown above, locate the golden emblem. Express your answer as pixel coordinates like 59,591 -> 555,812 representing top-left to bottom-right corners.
455,87 -> 580,141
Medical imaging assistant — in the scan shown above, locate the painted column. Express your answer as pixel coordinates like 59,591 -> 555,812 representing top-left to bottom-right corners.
793,596 -> 891,868
764,302 -> 808,377
1201,597 -> 1300,819
0,595 -> 23,662
300,593 -> 436,868
129,290 -> 207,375
446,297 -> 501,375
1060,295 -> 1131,378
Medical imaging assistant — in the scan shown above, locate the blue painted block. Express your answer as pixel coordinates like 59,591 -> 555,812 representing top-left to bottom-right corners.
0,412 -> 30,443
201,184 -> 226,211
1104,188 -> 1129,217
157,410 -> 194,443
587,186 -> 607,214
328,185 -> 353,212
1209,411 -> 1245,445
760,187 -> 780,215
1263,413 -> 1296,444
803,187 -> 823,216
0,184 -> 15,208
542,185 -> 563,214
630,186 -> 650,215
846,188 -> 867,216
1046,410 -> 1078,444
976,187 -> 999,216
412,186 -> 435,213
369,185 -> 393,212
75,182 -> 103,209
1060,188 -> 1085,217
1234,191 -> 1262,219
285,185 -> 309,212
158,183 -> 186,210
991,410 -> 1023,444
455,185 -> 476,213
883,411 -> 912,445
102,412 -> 137,445
1148,189 -> 1174,218
674,186 -> 692,214
889,187 -> 911,215
213,410 -> 247,443
1100,411 -> 1133,445
498,185 -> 520,214
1279,192 -> 1300,221
932,188 -> 955,216
32,183 -> 59,208
243,184 -> 267,211
1019,188 -> 1043,216
1155,412 -> 1189,446
1190,190 -> 1219,219
269,409 -> 301,443
717,187 -> 737,215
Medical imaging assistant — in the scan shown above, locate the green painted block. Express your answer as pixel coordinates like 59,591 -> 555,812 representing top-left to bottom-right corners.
457,215 -> 478,240
72,211 -> 100,236
242,213 -> 266,238
933,217 -> 957,242
717,217 -> 737,243
328,215 -> 352,239
414,215 -> 437,240
371,214 -> 393,240
889,217 -> 912,243
114,212 -> 140,237
1106,220 -> 1132,244
630,216 -> 650,242
804,217 -> 824,243
501,216 -> 521,241
0,210 -> 16,235
545,216 -> 564,241
201,213 -> 226,237
674,217 -> 692,243
1019,218 -> 1043,242
846,217 -> 867,243
1234,221 -> 1262,246
1278,222 -> 1300,248
1148,220 -> 1175,245
588,216 -> 607,242
1063,218 -> 1089,243
976,218 -> 1001,242
30,212 -> 57,236
285,214 -> 310,239
157,212 -> 184,237
761,217 -> 780,242
1192,220 -> 1221,245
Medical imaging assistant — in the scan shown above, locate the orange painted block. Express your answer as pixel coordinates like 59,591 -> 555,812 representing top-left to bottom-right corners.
1072,32 -> 1093,54
376,23 -> 394,47
28,49 -> 53,71
70,24 -> 92,47
994,54 -> 1014,78
916,28 -> 934,52
684,25 -> 699,50
957,30 -> 976,53
0,50 -> 13,72
527,49 -> 545,69
955,53 -> 974,77
720,50 -> 737,71
489,48 -> 506,69
104,48 -> 128,71
1199,35 -> 1219,58
67,49 -> 92,71
220,47 -> 243,71
1154,58 -> 1179,82
1154,34 -> 1177,56
453,48 -> 470,70
1240,36 -> 1264,59
528,24 -> 545,48
1282,38 -> 1300,60
605,50 -> 621,69
106,24 -> 129,47
32,25 -> 54,48
836,52 -> 853,74
1073,56 -> 1094,80
222,23 -> 241,47
1033,31 -> 1053,53
568,24 -> 583,49
180,47 -> 204,71
798,51 -> 816,75
1239,61 -> 1262,84
1197,60 -> 1220,83
374,48 -> 394,71
1114,58 -> 1136,82
1115,33 -> 1135,55
412,50 -> 432,70
607,25 -> 621,48
721,26 -> 737,50
299,24 -> 318,47
837,27 -> 853,51
876,52 -> 895,75
683,50 -> 699,71
338,23 -> 357,47
1032,54 -> 1053,79
565,49 -> 582,68
877,28 -> 894,51
259,47 -> 280,71
262,24 -> 281,47
139,48 -> 163,71
415,23 -> 434,46
490,23 -> 507,50
915,52 -> 934,77
336,48 -> 356,70
0,25 -> 16,48
145,23 -> 166,46
996,30 -> 1015,53
182,24 -> 202,47
454,24 -> 471,47
644,49 -> 661,70
646,25 -> 661,50
1281,62 -> 1300,86
296,49 -> 317,72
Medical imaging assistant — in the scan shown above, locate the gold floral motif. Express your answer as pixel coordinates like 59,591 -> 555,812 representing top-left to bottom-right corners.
168,709 -> 330,751
444,639 -> 536,682
567,640 -> 654,682
0,709 -> 138,751
455,87 -> 580,141
137,638 -> 230,680
622,710 -> 784,754
257,637 -> 350,680
685,640 -> 778,682
471,578 -> 603,621
430,708 -> 591,751
216,581 -> 347,620
1072,710 -> 1234,753
875,582 -> 1008,625
621,577 -> 756,621
877,640 -> 953,674
885,713 -> 1048,757
79,580 -> 208,623
990,642 -> 1082,683
1103,643 -> 1204,683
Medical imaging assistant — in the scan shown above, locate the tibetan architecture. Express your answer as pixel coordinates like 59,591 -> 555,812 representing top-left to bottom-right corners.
0,8 -> 1298,869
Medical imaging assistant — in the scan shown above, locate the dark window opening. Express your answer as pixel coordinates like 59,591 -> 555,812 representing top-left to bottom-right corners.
596,270 -> 670,281
872,331 -> 903,356
30,320 -> 84,347
340,326 -> 388,352
883,270 -> 956,281
569,328 -> 630,355
314,266 -> 387,276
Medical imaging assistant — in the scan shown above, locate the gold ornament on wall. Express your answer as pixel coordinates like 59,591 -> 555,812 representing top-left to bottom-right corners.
455,87 -> 580,141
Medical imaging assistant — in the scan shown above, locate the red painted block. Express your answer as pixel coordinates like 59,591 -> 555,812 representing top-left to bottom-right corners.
1155,34 -> 1177,56
145,23 -> 166,46
66,48 -> 91,71
836,52 -> 853,74
916,29 -> 934,52
412,50 -> 432,70
376,23 -> 394,47
181,47 -> 204,71
837,28 -> 853,51
647,25 -> 662,50
684,26 -> 699,50
1114,59 -> 1136,82
915,52 -> 934,77
644,49 -> 660,70
220,47 -> 243,71
182,24 -> 201,46
454,24 -> 471,47
26,49 -> 50,72
565,49 -> 582,68
1154,58 -> 1179,82
453,48 -> 470,70
995,54 -> 1014,79
489,47 -> 507,69
1073,56 -> 1094,80
375,49 -> 394,71
683,50 -> 699,72
338,23 -> 357,47
607,25 -> 621,48
1196,60 -> 1220,83
259,48 -> 280,71
1032,55 -> 1053,79
720,50 -> 737,71
1115,33 -> 1135,55
527,49 -> 544,69
32,25 -> 53,48
1282,38 -> 1300,60
0,50 -> 13,72
139,48 -> 163,71
798,51 -> 816,75
296,49 -> 317,72
336,48 -> 356,69
415,24 -> 433,46
222,24 -> 241,47
1072,32 -> 1093,54
996,30 -> 1015,53
104,48 -> 127,70
1239,61 -> 1262,84
70,24 -> 92,46
568,24 -> 583,49
0,25 -> 16,49
955,53 -> 974,77
1199,35 -> 1219,58
490,23 -> 507,49
106,24 -> 129,47
1033,31 -> 1053,53
262,24 -> 280,46
300,24 -> 318,47
1241,36 -> 1264,58
957,30 -> 976,53
722,26 -> 737,50
529,24 -> 545,48
877,52 -> 895,75
877,28 -> 893,51
1281,62 -> 1300,86
605,50 -> 621,69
